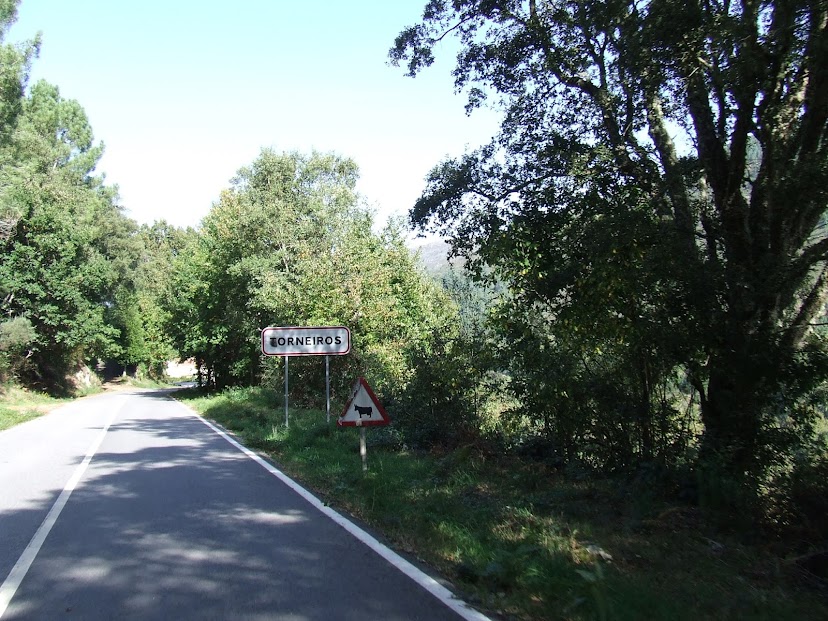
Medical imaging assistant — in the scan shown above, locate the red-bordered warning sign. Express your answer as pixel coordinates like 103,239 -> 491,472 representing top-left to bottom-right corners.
338,377 -> 390,427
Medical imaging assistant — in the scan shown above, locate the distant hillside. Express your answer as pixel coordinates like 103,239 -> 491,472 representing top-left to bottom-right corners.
409,238 -> 464,275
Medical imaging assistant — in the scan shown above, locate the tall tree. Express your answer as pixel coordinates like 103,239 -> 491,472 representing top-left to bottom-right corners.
0,81 -> 128,387
165,148 -> 458,404
392,1 -> 828,491
192,149 -> 364,388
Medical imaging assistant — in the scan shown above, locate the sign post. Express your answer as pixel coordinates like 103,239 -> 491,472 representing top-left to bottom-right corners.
325,355 -> 331,423
360,428 -> 367,472
284,355 -> 289,428
338,377 -> 390,471
261,326 -> 351,428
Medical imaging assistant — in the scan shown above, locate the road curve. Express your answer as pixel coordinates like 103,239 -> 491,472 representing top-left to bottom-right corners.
0,389 -> 489,621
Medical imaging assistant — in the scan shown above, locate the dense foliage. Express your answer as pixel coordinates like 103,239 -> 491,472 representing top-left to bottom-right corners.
163,148 -> 459,424
391,0 -> 828,522
0,1 -> 175,389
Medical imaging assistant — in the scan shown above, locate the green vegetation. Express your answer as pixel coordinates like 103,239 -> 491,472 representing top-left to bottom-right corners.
0,375 -> 179,431
2,0 -> 828,616
0,2 -> 185,390
179,386 -> 828,621
162,148 -> 454,396
391,0 -> 828,526
0,384 -> 66,430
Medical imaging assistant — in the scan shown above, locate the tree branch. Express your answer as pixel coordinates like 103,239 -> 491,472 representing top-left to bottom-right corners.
432,14 -> 475,45
798,4 -> 828,157
783,236 -> 828,301
645,93 -> 695,243
784,264 -> 828,351
508,3 -> 641,178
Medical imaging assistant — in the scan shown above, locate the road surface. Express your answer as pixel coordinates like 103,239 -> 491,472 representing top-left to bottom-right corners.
0,389 -> 489,620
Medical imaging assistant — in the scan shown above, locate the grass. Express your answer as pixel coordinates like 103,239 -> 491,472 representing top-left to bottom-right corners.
0,375 -> 185,431
0,384 -> 68,430
179,385 -> 827,620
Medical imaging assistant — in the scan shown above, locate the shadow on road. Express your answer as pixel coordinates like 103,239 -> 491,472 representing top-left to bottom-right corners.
1,392 -> 465,620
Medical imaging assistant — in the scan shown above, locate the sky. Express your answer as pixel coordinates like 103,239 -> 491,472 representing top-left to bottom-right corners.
9,0 -> 501,231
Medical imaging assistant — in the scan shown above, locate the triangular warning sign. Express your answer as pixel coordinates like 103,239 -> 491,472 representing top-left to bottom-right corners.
338,377 -> 390,427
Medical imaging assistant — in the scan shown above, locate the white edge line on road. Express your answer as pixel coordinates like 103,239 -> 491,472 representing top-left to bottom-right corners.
0,402 -> 121,620
193,413 -> 493,621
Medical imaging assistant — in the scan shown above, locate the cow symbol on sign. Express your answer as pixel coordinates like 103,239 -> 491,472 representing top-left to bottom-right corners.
338,377 -> 389,428
354,404 -> 373,418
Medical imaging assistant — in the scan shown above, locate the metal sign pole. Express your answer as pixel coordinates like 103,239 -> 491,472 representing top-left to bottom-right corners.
325,355 -> 331,423
284,355 -> 289,429
360,427 -> 367,471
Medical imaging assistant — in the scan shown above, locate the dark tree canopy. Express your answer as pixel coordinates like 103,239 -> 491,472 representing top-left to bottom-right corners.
392,0 -> 828,487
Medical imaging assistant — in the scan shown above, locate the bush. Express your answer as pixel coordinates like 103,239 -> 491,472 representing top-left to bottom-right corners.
0,317 -> 36,382
768,445 -> 828,542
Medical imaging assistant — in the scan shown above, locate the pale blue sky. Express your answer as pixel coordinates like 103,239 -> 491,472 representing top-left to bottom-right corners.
10,0 -> 499,229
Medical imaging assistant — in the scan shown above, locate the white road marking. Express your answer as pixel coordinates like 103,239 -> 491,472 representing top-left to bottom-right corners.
0,401 -> 122,619
192,411 -> 492,621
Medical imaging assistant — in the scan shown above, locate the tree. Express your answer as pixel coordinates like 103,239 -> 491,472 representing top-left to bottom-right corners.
164,148 -> 463,427
129,221 -> 194,378
0,315 -> 34,381
0,4 -> 155,390
391,1 -> 828,494
181,149 -> 366,388
0,81 -> 128,387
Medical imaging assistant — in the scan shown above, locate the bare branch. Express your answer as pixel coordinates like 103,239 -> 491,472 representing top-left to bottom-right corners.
432,14 -> 476,44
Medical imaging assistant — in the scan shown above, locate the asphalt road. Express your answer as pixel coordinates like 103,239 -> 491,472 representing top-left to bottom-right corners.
0,389 -> 488,620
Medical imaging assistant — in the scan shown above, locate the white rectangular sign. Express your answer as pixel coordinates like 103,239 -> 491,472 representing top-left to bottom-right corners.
261,326 -> 351,356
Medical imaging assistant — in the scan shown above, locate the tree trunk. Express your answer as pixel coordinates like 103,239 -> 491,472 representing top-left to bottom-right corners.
701,366 -> 761,471
697,334 -> 766,517
637,347 -> 654,463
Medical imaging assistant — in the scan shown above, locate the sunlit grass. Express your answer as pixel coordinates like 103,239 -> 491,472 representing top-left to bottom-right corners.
0,384 -> 67,430
176,386 -> 828,621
